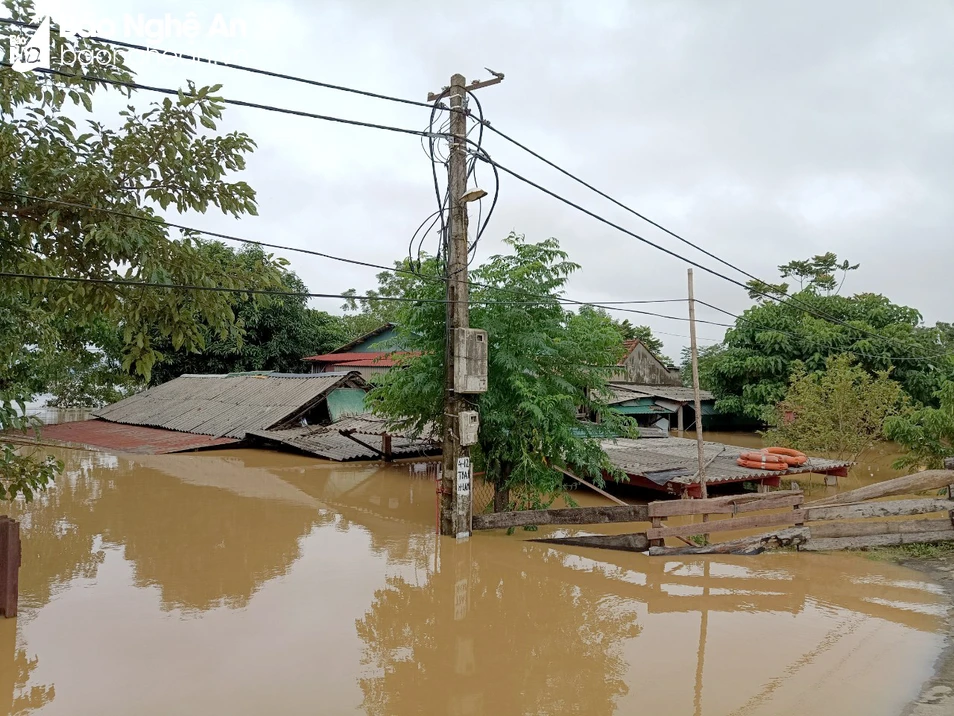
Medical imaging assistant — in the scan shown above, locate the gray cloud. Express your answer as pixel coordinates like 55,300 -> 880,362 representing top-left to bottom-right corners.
33,0 -> 954,355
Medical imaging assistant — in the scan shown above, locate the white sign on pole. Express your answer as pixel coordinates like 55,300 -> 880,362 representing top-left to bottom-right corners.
456,457 -> 471,497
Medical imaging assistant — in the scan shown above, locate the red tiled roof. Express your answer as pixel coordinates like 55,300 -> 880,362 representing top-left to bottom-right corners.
30,419 -> 238,454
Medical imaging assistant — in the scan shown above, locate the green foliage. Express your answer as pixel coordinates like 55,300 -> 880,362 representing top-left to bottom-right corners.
775,252 -> 859,295
340,264 -> 409,340
884,381 -> 954,471
0,0 -> 286,498
150,243 -> 348,383
762,355 -> 905,462
366,234 -> 635,506
698,254 -> 947,419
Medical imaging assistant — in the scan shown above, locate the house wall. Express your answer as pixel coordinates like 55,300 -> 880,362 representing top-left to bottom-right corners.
612,342 -> 682,385
352,327 -> 401,352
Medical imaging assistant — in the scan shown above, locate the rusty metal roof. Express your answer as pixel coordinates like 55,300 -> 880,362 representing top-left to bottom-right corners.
93,372 -> 364,439
601,436 -> 851,485
27,419 -> 238,454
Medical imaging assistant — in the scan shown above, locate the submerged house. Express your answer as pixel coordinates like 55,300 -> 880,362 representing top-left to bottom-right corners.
303,323 -> 411,381
611,339 -> 681,386
35,371 -> 437,461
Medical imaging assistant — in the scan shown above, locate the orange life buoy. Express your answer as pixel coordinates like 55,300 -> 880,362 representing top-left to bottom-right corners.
736,457 -> 788,471
739,451 -> 785,463
763,447 -> 807,466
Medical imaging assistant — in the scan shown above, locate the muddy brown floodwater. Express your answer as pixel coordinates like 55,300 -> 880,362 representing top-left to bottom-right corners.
0,443 -> 949,716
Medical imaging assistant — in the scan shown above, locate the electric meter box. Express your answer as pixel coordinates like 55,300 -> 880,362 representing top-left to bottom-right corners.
459,411 -> 479,446
453,328 -> 488,393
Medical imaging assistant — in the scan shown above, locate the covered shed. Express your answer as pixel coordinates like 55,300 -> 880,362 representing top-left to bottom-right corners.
601,436 -> 850,498
607,382 -> 716,432
93,371 -> 368,438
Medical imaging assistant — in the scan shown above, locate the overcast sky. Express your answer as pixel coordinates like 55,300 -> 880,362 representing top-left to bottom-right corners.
22,0 -> 954,358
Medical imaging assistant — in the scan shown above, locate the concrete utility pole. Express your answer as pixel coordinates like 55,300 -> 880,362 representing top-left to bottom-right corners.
687,268 -> 707,499
443,73 -> 470,539
427,72 -> 502,539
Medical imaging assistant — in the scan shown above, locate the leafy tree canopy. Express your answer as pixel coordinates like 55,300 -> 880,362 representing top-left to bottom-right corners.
0,0 -> 287,498
149,242 -> 348,384
762,354 -> 906,462
366,234 -> 635,508
697,254 -> 949,420
884,381 -> 954,471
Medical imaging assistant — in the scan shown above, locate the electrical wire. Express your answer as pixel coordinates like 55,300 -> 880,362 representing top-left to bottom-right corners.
0,270 -> 730,324
470,149 -> 945,362
0,190 -> 705,320
0,62 -> 444,140
692,299 -> 948,363
474,125 -> 945,362
0,17 -> 453,113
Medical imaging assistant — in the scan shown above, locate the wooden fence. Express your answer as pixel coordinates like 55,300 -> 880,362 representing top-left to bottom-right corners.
476,469 -> 954,557
647,469 -> 954,555
0,516 -> 20,618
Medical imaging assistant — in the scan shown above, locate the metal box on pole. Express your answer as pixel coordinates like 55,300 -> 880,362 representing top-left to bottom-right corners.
453,328 -> 488,394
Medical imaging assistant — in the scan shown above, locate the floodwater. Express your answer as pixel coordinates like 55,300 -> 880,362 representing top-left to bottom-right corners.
0,443 -> 949,716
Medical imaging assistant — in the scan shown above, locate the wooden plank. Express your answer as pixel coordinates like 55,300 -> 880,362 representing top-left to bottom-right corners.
647,526 -> 810,556
804,498 -> 954,522
529,532 -> 649,552
646,510 -> 804,540
811,518 -> 954,539
801,529 -> 954,552
472,504 -> 648,530
553,466 -> 627,506
648,493 -> 803,518
707,489 -> 803,504
805,470 -> 954,507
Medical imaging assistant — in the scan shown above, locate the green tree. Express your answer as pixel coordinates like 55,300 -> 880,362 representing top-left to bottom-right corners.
884,381 -> 954,470
366,234 -> 634,508
699,254 -> 945,420
0,0 -> 286,498
762,355 -> 906,462
340,262 -> 412,339
149,243 -> 348,383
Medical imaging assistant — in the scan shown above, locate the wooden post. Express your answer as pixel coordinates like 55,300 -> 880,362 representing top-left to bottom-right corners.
687,269 -> 707,500
946,458 -> 954,499
0,517 -> 20,618
677,404 -> 684,434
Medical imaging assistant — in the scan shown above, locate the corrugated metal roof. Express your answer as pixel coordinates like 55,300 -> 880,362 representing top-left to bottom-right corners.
247,421 -> 438,461
27,419 -> 238,454
608,383 -> 715,404
601,436 -> 851,485
93,372 -> 364,439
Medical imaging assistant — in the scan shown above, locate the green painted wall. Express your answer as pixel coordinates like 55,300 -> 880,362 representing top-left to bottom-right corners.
352,327 -> 402,353
327,388 -> 367,421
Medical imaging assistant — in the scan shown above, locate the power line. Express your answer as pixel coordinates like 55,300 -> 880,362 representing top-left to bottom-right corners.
2,14 -> 927,360
0,17 -> 446,113
0,190 -> 701,320
0,61 -> 442,140
0,270 -> 729,325
472,150 -> 942,362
